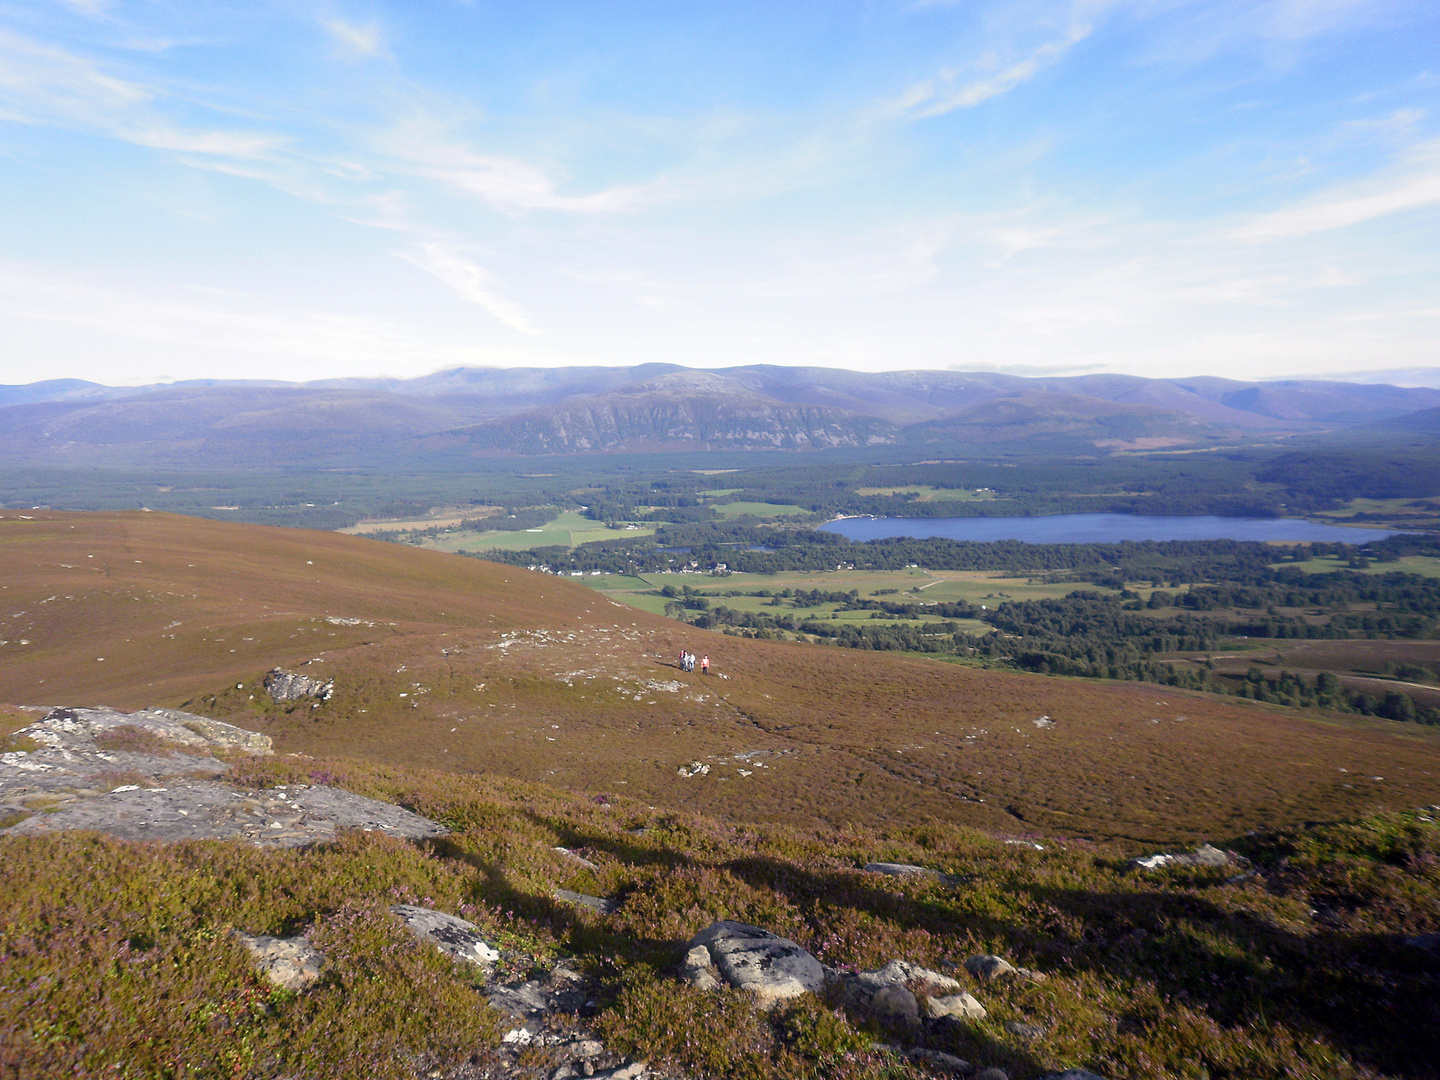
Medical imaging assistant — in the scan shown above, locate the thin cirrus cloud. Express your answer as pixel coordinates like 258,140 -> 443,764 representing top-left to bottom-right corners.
395,242 -> 540,335
0,28 -> 281,160
389,133 -> 655,215
323,18 -> 386,59
886,21 -> 1093,120
1234,141 -> 1440,240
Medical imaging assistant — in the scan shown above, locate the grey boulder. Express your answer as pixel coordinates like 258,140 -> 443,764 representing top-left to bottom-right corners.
391,904 -> 499,967
687,921 -> 824,1006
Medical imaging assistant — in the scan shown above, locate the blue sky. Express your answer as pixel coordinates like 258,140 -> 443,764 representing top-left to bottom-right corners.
1,0 -> 1437,386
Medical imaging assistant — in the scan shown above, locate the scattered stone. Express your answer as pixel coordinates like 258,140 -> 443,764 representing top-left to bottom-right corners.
1032,715 -> 1055,728
871,985 -> 920,1024
678,944 -> 721,991
677,761 -> 710,778
554,846 -> 599,869
688,920 -> 825,1006
1006,1020 -> 1046,1041
965,954 -> 1016,981
233,931 -> 324,991
263,668 -> 333,703
1128,844 -> 1230,872
924,992 -> 986,1021
555,888 -> 619,915
391,905 -> 499,967
865,861 -> 940,879
907,1047 -> 972,1075
975,1069 -> 1009,1080
489,980 -> 551,1018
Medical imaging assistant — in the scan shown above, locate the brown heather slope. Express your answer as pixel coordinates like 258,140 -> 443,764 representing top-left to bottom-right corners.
2,510 -> 1438,847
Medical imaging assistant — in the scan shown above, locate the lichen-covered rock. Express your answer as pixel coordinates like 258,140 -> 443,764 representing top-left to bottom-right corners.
391,904 -> 499,967
1128,844 -> 1230,871
263,668 -> 334,703
233,931 -> 325,991
688,920 -> 824,1006
924,991 -> 986,1021
678,944 -> 721,991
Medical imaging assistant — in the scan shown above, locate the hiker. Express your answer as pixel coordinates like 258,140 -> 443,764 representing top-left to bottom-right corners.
700,655 -> 709,675
678,650 -> 686,670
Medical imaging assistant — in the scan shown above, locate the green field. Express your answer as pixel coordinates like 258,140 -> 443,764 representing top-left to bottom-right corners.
710,500 -> 809,518
419,511 -> 657,553
851,485 -> 999,501
582,566 -> 1115,633
1278,553 -> 1440,579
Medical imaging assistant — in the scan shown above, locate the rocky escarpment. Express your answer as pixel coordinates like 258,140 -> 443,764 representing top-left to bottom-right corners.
432,374 -> 898,454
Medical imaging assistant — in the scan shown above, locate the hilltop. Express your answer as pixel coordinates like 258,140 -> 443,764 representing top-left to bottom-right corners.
3,509 -> 1438,847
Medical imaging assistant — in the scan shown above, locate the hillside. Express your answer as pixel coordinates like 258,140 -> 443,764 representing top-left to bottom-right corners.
3,366 -> 1439,467
3,510 -> 1439,847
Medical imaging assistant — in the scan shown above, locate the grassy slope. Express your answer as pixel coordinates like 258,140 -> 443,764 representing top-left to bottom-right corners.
2,511 -> 1440,848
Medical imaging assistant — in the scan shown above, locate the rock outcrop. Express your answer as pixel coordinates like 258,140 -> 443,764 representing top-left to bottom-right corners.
0,705 -> 445,846
263,668 -> 334,703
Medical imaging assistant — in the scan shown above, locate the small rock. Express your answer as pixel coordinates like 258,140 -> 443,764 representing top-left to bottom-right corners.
233,931 -> 324,991
555,888 -> 619,915
964,954 -> 1016,981
488,980 -> 551,1018
975,1070 -> 1010,1080
1005,1020 -> 1045,1041
574,1039 -> 604,1059
597,1064 -> 647,1080
907,1047 -> 972,1075
263,668 -> 333,703
1128,844 -> 1230,872
924,991 -> 986,1021
871,985 -> 920,1024
678,944 -> 721,991
1040,1072 -> 1111,1080
865,861 -> 940,879
391,904 -> 498,967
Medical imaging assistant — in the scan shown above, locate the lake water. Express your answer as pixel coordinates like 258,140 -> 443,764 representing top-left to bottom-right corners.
819,513 -> 1409,545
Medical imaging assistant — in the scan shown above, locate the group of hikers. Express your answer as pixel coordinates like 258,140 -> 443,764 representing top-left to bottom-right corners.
678,650 -> 709,674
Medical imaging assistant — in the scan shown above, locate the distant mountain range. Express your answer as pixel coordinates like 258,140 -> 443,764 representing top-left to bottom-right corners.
2,365 -> 1436,466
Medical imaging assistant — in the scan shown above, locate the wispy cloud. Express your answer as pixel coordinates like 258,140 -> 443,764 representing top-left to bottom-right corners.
395,242 -> 540,334
1235,140 -> 1440,239
886,21 -> 1092,120
323,18 -> 385,59
388,127 -> 654,214
0,29 -> 282,160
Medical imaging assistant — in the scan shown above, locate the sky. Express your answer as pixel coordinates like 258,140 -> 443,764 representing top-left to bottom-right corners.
1,0 -> 1438,387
